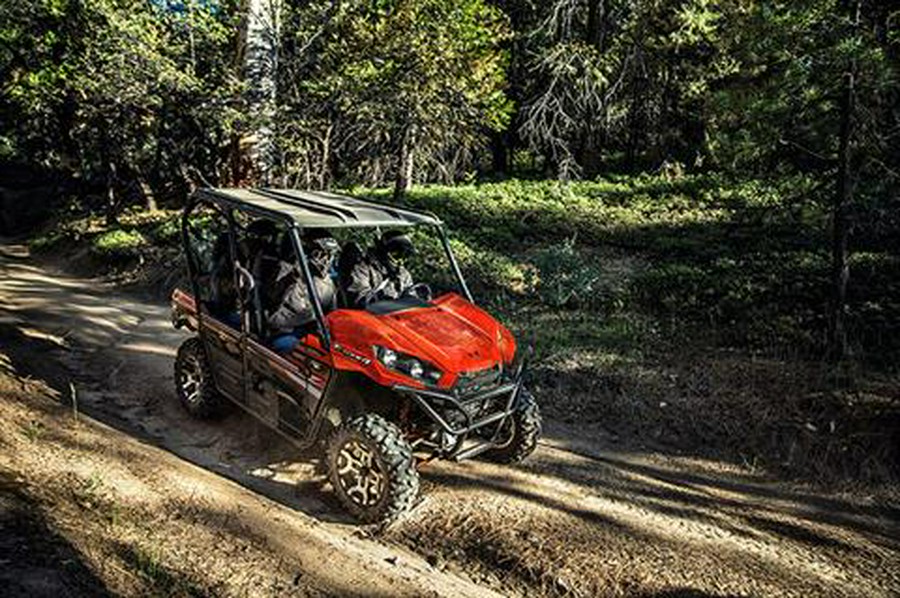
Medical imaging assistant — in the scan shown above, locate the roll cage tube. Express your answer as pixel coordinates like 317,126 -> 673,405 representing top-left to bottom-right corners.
180,196 -> 243,333
288,225 -> 332,350
180,199 -> 201,317
435,224 -> 473,304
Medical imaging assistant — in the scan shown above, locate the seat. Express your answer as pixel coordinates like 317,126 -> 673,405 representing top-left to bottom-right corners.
336,240 -> 365,308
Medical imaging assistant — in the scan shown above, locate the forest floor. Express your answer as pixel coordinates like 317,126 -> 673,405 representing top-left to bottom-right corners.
2,241 -> 899,597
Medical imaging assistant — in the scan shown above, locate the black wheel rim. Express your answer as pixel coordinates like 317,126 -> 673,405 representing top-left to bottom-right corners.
178,354 -> 203,406
335,438 -> 386,509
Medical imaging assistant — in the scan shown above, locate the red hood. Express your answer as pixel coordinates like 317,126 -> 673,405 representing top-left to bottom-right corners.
327,293 -> 517,387
377,303 -> 500,371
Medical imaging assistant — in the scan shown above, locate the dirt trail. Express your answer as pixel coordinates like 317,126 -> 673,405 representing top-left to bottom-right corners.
1,243 -> 898,597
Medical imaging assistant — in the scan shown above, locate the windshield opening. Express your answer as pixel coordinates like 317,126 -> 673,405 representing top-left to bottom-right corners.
322,223 -> 466,311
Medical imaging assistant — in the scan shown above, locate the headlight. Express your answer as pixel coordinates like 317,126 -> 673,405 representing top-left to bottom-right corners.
373,345 -> 442,384
380,347 -> 398,368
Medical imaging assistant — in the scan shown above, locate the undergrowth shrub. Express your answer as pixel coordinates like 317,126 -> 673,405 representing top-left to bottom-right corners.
526,238 -> 627,313
38,175 -> 900,365
150,216 -> 182,243
91,229 -> 148,257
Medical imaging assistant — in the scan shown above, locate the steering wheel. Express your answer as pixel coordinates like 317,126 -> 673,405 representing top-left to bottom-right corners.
406,283 -> 433,301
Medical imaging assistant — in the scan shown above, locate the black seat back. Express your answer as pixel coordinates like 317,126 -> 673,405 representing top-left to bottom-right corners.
336,241 -> 364,308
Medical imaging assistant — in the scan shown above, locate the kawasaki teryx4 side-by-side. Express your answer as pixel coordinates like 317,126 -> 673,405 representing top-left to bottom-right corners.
171,188 -> 541,522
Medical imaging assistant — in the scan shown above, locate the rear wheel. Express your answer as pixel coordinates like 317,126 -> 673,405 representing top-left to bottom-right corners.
484,388 -> 541,463
327,414 -> 419,523
174,338 -> 228,419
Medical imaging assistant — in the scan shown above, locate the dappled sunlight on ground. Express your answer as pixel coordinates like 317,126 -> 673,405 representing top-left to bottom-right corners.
0,372 -> 487,597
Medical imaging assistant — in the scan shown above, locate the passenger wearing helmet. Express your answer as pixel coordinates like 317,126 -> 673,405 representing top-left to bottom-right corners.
267,230 -> 339,353
244,219 -> 281,266
208,230 -> 239,321
345,230 -> 421,308
210,219 -> 280,331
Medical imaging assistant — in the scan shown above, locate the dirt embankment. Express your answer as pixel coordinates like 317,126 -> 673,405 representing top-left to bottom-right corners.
0,344 -> 509,597
2,242 -> 899,597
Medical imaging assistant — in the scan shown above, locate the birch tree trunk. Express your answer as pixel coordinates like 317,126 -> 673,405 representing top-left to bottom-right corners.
105,159 -> 118,227
243,0 -> 282,184
394,123 -> 416,200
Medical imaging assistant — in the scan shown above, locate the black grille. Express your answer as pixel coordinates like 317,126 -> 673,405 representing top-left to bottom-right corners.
455,364 -> 502,396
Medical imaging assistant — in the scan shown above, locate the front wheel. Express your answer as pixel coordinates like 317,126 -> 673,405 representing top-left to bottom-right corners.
484,388 -> 542,463
327,414 -> 419,523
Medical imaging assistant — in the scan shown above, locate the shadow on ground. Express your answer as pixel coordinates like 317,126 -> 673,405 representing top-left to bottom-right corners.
0,467 -> 111,597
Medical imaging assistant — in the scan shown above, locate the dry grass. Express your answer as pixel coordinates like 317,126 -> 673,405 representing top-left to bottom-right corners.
0,366 -> 322,598
533,344 -> 900,490
389,510 -> 601,597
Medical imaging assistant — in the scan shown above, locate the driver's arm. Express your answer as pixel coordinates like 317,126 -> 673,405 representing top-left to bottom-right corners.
346,261 -> 381,308
397,265 -> 414,294
398,267 -> 432,301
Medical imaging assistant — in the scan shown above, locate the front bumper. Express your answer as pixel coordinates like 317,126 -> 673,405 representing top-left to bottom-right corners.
393,362 -> 526,459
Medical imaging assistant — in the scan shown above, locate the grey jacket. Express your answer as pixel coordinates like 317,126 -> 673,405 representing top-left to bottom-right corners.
345,253 -> 413,308
266,262 -> 336,335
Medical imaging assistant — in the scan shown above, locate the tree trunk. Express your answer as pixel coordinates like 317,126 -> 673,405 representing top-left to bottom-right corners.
586,0 -> 606,50
490,131 -> 508,176
138,175 -> 157,212
98,119 -> 120,226
626,76 -> 645,173
583,0 -> 608,176
178,162 -> 199,195
105,160 -> 119,227
244,0 -> 282,183
319,122 -> 333,189
828,0 -> 861,361
394,123 -> 416,200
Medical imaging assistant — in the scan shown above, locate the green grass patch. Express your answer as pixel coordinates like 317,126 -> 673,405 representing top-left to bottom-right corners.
358,175 -> 898,365
91,229 -> 148,256
30,208 -> 182,265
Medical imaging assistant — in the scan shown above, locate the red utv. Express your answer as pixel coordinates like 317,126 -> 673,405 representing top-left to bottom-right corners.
171,188 -> 541,522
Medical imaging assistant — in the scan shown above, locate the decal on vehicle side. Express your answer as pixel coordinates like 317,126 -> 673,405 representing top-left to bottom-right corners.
333,344 -> 372,366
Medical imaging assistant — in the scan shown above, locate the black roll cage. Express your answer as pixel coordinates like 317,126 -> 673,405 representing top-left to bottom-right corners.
180,190 -> 474,351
